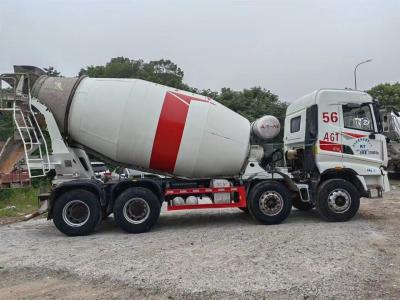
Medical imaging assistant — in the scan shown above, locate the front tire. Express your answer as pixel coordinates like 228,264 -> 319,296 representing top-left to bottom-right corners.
248,181 -> 292,225
316,179 -> 360,222
113,187 -> 161,233
53,189 -> 101,236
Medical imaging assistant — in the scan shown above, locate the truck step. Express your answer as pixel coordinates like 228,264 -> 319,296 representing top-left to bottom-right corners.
367,187 -> 383,199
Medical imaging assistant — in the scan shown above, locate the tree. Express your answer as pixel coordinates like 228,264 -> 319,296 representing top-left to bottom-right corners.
0,112 -> 14,141
198,89 -> 219,99
79,57 -> 136,78
43,66 -> 61,77
79,57 -> 188,90
367,83 -> 400,110
215,87 -> 287,145
216,87 -> 286,121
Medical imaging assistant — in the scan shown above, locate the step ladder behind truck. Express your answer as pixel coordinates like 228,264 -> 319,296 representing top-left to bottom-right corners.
0,74 -> 50,178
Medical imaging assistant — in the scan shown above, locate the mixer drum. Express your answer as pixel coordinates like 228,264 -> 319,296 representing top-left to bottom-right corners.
33,77 -> 251,178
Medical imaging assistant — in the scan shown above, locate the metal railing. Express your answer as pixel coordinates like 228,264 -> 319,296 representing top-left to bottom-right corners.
0,74 -> 50,178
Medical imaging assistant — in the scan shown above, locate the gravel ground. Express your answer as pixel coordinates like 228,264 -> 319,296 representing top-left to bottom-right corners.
1,183 -> 400,299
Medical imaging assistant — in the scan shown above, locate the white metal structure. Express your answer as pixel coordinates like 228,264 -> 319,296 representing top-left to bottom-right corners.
31,98 -> 94,183
0,74 -> 50,177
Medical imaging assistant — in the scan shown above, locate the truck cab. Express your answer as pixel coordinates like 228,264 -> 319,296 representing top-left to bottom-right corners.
284,89 -> 390,220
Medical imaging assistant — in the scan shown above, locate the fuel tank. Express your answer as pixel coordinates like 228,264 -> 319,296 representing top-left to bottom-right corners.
32,76 -> 251,178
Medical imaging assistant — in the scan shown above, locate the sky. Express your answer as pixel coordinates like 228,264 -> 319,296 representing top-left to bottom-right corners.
1,0 -> 399,102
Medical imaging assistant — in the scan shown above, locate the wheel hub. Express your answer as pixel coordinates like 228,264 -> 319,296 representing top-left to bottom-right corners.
123,198 -> 150,224
259,191 -> 284,216
62,200 -> 90,227
327,189 -> 351,213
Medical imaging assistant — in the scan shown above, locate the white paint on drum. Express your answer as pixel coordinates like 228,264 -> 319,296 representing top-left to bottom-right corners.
187,102 -> 250,177
69,78 -> 165,169
173,100 -> 210,177
68,77 -> 251,178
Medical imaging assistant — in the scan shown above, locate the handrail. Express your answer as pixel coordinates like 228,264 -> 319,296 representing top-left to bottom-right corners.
0,74 -> 50,178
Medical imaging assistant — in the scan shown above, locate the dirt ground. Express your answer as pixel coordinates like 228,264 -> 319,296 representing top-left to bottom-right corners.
1,181 -> 400,299
0,216 -> 21,225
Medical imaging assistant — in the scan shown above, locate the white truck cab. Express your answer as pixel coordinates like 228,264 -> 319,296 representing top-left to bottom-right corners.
284,89 -> 390,221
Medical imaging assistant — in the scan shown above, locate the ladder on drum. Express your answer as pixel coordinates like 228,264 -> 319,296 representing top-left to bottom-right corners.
0,74 -> 50,178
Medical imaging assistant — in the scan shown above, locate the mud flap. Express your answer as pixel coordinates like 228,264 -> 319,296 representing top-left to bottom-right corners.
382,169 -> 391,192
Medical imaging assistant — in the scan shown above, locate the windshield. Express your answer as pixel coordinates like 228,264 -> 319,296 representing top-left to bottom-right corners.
343,104 -> 374,132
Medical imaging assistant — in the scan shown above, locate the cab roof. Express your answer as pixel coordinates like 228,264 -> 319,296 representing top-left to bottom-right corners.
286,89 -> 373,115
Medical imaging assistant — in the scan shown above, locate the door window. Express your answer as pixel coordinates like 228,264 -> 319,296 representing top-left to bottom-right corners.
342,104 -> 374,132
290,116 -> 301,133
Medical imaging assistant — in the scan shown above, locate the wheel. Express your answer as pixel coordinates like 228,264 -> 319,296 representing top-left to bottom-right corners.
292,197 -> 314,211
53,189 -> 101,236
248,181 -> 292,225
238,207 -> 249,213
113,187 -> 161,233
316,179 -> 360,222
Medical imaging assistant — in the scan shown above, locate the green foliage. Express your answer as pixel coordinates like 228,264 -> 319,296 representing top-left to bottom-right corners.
0,177 -> 49,218
79,57 -> 188,90
215,87 -> 287,144
367,82 -> 400,110
43,66 -> 61,77
216,87 -> 287,121
0,187 -> 39,217
0,112 -> 14,141
197,89 -> 219,99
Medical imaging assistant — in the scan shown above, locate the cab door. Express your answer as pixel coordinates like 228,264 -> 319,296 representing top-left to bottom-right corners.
340,103 -> 385,171
317,102 -> 343,171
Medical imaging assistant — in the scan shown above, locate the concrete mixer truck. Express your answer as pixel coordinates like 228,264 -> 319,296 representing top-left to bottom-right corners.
0,66 -> 390,236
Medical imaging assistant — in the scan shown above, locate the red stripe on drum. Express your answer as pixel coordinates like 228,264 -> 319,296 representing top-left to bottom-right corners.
150,91 -> 215,173
170,91 -> 214,105
149,92 -> 190,173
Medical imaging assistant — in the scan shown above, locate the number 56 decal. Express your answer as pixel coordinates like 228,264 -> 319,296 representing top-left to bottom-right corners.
322,112 -> 338,123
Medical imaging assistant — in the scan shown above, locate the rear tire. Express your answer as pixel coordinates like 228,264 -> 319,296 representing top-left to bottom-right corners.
113,187 -> 161,233
316,179 -> 360,222
53,189 -> 101,236
248,181 -> 292,225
